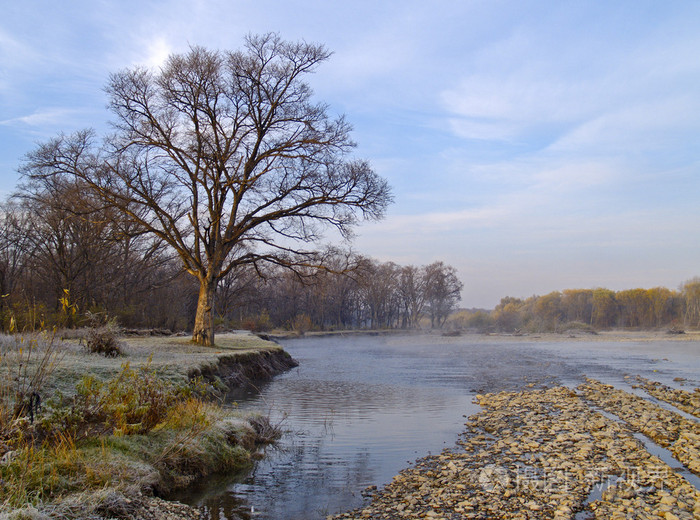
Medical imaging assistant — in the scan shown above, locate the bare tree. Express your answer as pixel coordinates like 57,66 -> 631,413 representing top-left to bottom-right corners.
21,34 -> 392,345
397,265 -> 426,328
359,259 -> 401,329
424,261 -> 463,328
18,177 -> 120,325
0,201 -> 36,327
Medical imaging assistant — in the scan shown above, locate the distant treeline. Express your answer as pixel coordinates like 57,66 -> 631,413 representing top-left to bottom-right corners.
5,175 -> 696,335
220,257 -> 463,332
0,179 -> 462,333
451,283 -> 700,333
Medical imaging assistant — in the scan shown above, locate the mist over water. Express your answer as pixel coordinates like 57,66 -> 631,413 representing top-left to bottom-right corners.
178,334 -> 700,520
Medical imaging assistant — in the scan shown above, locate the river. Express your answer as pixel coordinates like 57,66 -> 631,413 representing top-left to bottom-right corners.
177,332 -> 700,520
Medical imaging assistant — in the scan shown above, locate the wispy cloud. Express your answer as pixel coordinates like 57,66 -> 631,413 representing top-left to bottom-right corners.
547,94 -> 700,156
0,28 -> 36,68
0,108 -> 83,128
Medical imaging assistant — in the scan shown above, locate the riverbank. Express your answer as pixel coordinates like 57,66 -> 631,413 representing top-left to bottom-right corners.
331,378 -> 700,519
483,329 -> 700,343
0,331 -> 297,520
272,328 -> 700,343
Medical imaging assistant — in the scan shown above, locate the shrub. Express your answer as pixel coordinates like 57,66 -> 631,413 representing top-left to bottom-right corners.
247,413 -> 282,444
83,313 -> 123,357
84,328 -> 122,357
85,362 -> 180,435
562,321 -> 598,334
291,313 -> 313,335
242,311 -> 272,333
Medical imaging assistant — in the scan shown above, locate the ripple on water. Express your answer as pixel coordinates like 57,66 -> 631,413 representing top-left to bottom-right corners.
177,334 -> 700,520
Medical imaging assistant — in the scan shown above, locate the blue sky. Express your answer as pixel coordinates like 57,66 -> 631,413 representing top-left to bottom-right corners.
2,1 -> 700,308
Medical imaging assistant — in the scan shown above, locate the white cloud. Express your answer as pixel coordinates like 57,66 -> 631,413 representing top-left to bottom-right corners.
438,7 -> 700,151
0,108 -> 82,127
442,74 -> 576,123
0,28 -> 42,95
547,95 -> 700,155
372,205 -> 512,235
445,117 -> 519,142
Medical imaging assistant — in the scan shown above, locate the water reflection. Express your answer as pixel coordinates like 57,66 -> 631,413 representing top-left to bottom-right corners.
178,334 -> 699,519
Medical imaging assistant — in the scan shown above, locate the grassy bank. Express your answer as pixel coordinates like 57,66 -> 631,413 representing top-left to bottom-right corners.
0,330 -> 296,519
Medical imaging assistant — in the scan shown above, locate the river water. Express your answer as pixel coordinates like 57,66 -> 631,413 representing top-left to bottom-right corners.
178,333 -> 700,520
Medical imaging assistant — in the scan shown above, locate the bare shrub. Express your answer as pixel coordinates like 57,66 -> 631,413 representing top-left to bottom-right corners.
242,311 -> 272,333
562,321 -> 598,334
83,312 -> 123,357
247,413 -> 283,444
291,313 -> 313,335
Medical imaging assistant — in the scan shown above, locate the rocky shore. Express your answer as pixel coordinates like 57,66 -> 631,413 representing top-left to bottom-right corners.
633,377 -> 700,419
579,378 -> 700,477
331,379 -> 700,520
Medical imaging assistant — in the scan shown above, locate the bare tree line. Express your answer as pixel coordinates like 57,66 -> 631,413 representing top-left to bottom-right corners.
9,171 -> 698,336
0,182 -> 197,332
0,183 -> 462,333
221,257 -> 463,331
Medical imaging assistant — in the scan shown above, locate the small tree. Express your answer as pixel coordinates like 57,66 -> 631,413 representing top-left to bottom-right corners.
398,265 -> 427,328
21,34 -> 392,345
424,261 -> 463,328
0,201 -> 35,329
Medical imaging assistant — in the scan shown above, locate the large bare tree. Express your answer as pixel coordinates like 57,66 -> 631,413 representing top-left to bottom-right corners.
22,34 -> 392,345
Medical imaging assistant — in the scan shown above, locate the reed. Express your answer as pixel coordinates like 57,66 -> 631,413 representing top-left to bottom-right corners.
0,329 -> 64,451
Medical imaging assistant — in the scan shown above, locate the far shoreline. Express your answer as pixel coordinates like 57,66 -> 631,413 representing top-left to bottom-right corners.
269,328 -> 700,343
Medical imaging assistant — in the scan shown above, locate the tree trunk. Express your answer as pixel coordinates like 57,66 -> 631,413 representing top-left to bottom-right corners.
192,278 -> 216,346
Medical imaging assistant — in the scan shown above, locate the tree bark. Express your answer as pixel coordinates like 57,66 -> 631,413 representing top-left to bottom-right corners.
192,278 -> 216,346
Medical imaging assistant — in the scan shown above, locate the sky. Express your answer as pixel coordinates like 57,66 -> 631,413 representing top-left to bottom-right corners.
2,1 -> 700,308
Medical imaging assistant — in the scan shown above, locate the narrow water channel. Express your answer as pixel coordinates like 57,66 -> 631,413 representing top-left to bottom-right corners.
176,333 -> 699,520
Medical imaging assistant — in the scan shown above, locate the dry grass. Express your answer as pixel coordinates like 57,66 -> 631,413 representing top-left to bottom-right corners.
0,330 -> 284,516
19,331 -> 283,399
1,331 -> 64,452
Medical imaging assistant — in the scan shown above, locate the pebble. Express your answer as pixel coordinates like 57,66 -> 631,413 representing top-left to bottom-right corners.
132,495 -> 204,520
634,376 -> 700,418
